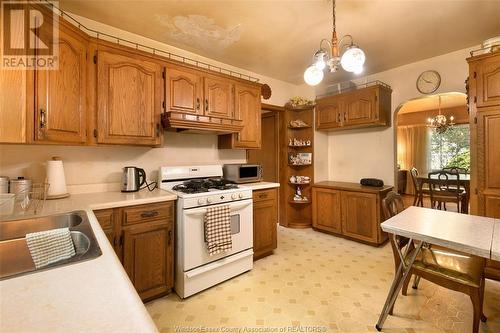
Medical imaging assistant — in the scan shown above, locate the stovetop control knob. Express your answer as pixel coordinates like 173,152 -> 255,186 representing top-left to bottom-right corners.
207,197 -> 213,203
238,193 -> 244,199
231,193 -> 237,200
198,198 -> 205,205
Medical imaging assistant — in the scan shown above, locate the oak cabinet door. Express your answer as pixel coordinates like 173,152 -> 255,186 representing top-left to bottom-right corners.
123,221 -> 173,301
232,83 -> 261,149
0,69 -> 27,143
165,65 -> 203,115
342,89 -> 377,126
475,56 -> 500,108
204,75 -> 234,119
312,188 -> 342,234
35,27 -> 87,143
341,191 -> 378,243
93,208 -> 116,251
97,49 -> 163,145
316,97 -> 342,129
477,110 -> 500,217
253,189 -> 278,259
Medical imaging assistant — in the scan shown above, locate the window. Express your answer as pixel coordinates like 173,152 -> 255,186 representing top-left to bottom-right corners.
429,124 -> 470,170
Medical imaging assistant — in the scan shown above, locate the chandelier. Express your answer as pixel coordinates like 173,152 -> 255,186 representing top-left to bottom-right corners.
427,96 -> 455,134
303,0 -> 366,86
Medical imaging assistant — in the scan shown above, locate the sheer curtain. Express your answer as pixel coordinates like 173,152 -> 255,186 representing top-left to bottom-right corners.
397,125 -> 430,194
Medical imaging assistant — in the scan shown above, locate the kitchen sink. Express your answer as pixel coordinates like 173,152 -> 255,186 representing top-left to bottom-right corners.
0,211 -> 102,280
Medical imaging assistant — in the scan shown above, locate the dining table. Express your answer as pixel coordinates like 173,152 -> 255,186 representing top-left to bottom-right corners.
375,206 -> 498,331
416,173 -> 471,213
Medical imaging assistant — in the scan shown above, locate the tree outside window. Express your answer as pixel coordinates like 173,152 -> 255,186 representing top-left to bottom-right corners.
429,124 -> 470,171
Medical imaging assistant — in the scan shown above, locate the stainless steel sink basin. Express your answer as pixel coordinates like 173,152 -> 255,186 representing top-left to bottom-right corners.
0,211 -> 102,280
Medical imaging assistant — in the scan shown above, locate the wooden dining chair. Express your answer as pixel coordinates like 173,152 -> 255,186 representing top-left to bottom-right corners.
428,170 -> 467,212
382,191 -> 487,333
409,167 -> 429,206
442,166 -> 469,175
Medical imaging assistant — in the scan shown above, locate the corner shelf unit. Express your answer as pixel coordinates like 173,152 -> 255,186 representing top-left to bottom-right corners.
279,103 -> 315,229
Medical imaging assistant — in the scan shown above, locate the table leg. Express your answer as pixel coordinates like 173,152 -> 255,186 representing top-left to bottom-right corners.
376,240 -> 424,331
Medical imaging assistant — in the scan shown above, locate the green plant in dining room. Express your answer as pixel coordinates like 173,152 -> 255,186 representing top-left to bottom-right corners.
430,124 -> 470,171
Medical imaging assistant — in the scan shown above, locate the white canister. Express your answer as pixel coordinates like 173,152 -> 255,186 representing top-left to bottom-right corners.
46,157 -> 69,199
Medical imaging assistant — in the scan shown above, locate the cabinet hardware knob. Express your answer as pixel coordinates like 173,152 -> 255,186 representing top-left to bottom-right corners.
337,112 -> 341,123
196,98 -> 200,110
141,211 -> 159,218
344,112 -> 347,122
205,99 -> 209,111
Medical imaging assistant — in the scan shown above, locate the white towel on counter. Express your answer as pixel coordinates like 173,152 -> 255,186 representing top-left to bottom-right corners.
204,205 -> 233,256
26,228 -> 76,269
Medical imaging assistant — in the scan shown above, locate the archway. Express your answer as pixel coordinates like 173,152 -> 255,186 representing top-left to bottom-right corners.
392,92 -> 468,204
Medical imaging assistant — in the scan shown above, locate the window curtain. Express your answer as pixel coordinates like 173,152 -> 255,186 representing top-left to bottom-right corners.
397,125 -> 430,195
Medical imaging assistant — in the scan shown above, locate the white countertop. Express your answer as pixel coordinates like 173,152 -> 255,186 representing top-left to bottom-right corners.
492,221 -> 500,261
0,189 -> 177,333
240,182 -> 280,191
381,206 -> 496,259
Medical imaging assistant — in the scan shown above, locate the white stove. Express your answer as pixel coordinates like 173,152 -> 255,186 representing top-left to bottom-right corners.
159,165 -> 254,298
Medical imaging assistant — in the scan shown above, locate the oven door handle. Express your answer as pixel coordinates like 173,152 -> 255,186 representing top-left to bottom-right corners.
184,201 -> 252,216
185,250 -> 253,279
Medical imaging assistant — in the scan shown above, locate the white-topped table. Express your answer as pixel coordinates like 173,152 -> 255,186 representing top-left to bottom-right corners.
492,221 -> 500,261
375,206 -> 497,331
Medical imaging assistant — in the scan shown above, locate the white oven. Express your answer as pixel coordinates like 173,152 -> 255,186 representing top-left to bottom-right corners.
175,197 -> 254,298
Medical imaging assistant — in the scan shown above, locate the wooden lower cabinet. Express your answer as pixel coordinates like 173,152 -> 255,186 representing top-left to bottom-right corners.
93,208 -> 115,248
123,221 -> 173,301
94,201 -> 174,301
312,182 -> 393,246
312,188 -> 342,234
253,188 -> 278,259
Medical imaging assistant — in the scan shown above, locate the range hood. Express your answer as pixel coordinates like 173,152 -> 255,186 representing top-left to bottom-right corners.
161,112 -> 243,134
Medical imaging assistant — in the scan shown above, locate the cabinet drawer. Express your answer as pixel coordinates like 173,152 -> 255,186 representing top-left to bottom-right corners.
94,209 -> 114,230
122,201 -> 174,226
253,188 -> 277,202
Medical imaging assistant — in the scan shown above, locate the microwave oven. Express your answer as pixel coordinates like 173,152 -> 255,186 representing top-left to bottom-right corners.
223,164 -> 262,183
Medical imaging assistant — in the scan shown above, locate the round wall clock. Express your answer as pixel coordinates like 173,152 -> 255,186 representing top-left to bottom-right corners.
416,70 -> 441,94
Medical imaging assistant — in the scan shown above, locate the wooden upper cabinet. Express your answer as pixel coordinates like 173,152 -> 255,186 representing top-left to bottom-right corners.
165,65 -> 203,115
342,89 -> 377,126
312,187 -> 342,234
475,55 -> 500,108
219,83 -> 261,149
0,69 -> 27,143
315,83 -> 391,131
35,24 -> 87,143
316,97 -> 342,130
96,48 -> 163,145
204,75 -> 234,119
341,191 -> 378,243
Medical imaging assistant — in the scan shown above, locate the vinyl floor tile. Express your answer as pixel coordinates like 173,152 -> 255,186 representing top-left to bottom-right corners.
147,227 -> 500,333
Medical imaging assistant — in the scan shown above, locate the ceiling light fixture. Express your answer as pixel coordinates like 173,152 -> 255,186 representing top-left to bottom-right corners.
304,0 -> 366,86
427,96 -> 455,134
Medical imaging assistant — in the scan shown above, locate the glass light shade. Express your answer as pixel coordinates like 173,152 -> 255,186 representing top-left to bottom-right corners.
304,65 -> 324,86
314,52 -> 327,70
340,46 -> 366,73
353,66 -> 364,75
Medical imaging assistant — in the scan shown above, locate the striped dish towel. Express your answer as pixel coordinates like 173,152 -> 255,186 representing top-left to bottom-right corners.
204,205 -> 232,256
26,228 -> 76,269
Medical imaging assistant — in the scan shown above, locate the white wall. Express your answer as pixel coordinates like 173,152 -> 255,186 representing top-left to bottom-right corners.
316,47 -> 475,185
0,13 -> 305,189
